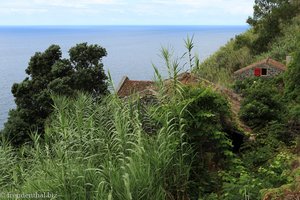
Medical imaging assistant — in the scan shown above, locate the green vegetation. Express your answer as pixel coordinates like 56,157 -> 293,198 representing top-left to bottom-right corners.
1,43 -> 108,146
246,0 -> 299,54
0,72 -> 236,199
238,78 -> 284,129
196,0 -> 300,86
0,0 -> 300,199
285,38 -> 300,103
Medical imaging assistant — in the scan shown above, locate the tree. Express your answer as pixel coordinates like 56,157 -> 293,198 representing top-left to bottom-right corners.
2,43 -> 108,145
239,80 -> 283,129
284,41 -> 300,133
69,43 -> 108,96
247,0 -> 299,53
285,42 -> 300,102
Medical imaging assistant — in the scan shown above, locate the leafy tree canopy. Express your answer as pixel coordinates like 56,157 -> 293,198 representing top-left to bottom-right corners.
2,43 -> 108,145
239,79 -> 284,129
246,0 -> 299,53
284,39 -> 300,130
285,40 -> 300,102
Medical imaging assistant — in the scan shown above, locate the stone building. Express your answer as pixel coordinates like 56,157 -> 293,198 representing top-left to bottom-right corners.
234,58 -> 286,80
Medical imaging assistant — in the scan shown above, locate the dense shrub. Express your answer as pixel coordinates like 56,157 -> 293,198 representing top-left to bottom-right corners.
221,151 -> 293,200
285,39 -> 300,103
239,79 -> 284,129
180,86 -> 233,197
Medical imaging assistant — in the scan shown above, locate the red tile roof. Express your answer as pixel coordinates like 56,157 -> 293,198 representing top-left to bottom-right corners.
234,58 -> 286,74
178,72 -> 200,84
117,76 -> 155,97
116,72 -> 201,97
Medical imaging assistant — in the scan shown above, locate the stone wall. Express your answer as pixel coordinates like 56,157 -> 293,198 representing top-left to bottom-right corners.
235,64 -> 285,80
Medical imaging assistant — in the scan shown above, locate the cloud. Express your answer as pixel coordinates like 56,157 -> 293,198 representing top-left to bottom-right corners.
87,0 -> 121,4
0,0 -> 124,15
33,0 -> 123,7
184,0 -> 252,16
134,0 -> 253,16
0,0 -> 254,25
1,0 -> 253,15
0,7 -> 47,15
1,0 -> 123,10
0,1 -> 48,14
10,8 -> 47,13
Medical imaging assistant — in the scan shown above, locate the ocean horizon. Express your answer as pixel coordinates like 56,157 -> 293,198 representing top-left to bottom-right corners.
0,25 -> 248,129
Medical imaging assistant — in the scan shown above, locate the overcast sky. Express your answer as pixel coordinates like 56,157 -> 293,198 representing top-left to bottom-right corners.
0,0 -> 254,25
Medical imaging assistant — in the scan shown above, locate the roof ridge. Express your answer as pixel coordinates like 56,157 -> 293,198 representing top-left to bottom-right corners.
129,79 -> 154,82
234,58 -> 286,74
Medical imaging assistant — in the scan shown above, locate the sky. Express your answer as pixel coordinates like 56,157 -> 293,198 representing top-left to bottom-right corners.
0,0 -> 254,25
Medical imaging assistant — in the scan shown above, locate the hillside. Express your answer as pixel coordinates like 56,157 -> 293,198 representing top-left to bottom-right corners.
0,1 -> 299,200
192,2 -> 300,198
195,15 -> 300,87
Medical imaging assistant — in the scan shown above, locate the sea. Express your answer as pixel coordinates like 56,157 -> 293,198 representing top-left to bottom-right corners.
0,25 -> 248,129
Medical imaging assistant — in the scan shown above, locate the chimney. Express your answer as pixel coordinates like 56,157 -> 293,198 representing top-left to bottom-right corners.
286,55 -> 292,66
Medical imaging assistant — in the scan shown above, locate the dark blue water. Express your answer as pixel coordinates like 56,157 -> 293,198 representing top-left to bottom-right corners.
0,25 -> 248,128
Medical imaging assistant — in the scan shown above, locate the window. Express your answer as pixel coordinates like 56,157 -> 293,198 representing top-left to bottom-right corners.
261,68 -> 267,76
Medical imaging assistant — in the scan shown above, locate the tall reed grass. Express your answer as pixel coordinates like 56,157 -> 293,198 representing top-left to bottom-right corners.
0,38 -> 234,199
0,86 -> 194,199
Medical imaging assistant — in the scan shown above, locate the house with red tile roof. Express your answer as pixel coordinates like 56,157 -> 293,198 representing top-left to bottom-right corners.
116,76 -> 156,98
234,58 -> 286,80
117,73 -> 189,97
116,72 -> 203,98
